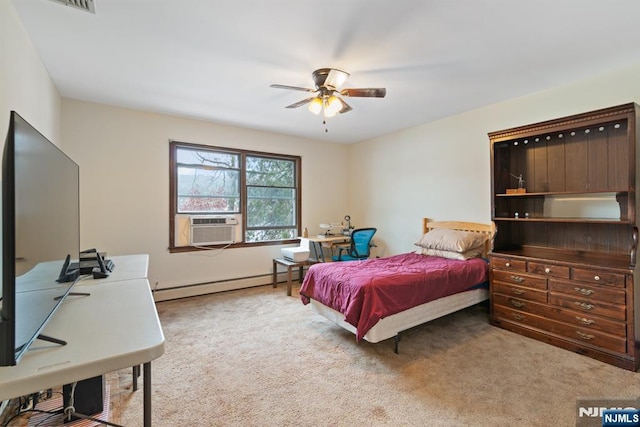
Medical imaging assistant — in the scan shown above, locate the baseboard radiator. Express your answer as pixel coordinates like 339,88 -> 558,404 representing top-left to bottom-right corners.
152,270 -> 304,301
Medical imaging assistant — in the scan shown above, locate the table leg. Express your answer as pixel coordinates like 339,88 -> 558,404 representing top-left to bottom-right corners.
272,259 -> 277,288
312,242 -> 325,262
144,362 -> 152,427
287,266 -> 293,296
133,365 -> 140,391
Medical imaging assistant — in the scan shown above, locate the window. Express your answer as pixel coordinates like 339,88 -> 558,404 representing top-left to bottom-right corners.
169,141 -> 301,251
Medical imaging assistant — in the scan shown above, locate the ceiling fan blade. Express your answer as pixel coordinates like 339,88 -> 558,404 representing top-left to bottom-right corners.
338,98 -> 353,114
340,88 -> 386,98
270,84 -> 315,93
285,97 -> 315,109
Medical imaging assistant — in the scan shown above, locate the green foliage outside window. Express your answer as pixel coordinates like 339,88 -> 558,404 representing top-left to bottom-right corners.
172,142 -> 300,245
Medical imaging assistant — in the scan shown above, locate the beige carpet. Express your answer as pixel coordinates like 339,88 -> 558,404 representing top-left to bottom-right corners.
105,283 -> 639,427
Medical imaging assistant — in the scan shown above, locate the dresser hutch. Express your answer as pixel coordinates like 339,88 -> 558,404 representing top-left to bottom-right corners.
488,103 -> 640,371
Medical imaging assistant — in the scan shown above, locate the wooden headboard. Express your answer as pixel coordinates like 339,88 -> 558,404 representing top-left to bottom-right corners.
422,218 -> 497,257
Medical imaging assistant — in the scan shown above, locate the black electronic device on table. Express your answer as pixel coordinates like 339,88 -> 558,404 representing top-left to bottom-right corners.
68,249 -> 115,276
91,251 -> 111,279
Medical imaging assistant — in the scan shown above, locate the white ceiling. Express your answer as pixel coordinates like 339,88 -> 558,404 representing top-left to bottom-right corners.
11,0 -> 640,144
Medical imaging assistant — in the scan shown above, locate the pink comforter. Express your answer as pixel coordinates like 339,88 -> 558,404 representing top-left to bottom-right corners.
300,252 -> 488,340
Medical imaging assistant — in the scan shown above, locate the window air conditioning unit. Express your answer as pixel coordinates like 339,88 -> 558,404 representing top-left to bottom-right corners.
189,215 -> 241,245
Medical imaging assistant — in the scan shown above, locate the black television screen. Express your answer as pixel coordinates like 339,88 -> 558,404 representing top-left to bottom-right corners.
0,111 -> 80,366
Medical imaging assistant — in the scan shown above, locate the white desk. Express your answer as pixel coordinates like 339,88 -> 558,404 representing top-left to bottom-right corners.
0,255 -> 164,426
306,235 -> 350,262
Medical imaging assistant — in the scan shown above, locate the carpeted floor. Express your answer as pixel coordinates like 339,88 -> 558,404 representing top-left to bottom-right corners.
100,283 -> 639,427
6,283 -> 635,426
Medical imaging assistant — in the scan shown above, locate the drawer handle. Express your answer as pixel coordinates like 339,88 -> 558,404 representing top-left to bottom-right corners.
574,302 -> 595,311
594,275 -> 600,281
574,287 -> 594,296
512,313 -> 525,321
575,316 -> 595,325
512,289 -> 525,295
510,275 -> 525,283
510,300 -> 525,308
576,331 -> 594,340
544,267 -> 551,274
505,262 -> 511,267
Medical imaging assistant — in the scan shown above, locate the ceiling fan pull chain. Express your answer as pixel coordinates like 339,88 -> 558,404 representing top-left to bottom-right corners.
323,119 -> 328,133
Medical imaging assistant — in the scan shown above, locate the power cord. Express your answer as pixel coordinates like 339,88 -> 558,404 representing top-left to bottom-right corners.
64,411 -> 123,427
2,386 -> 124,427
63,381 -> 123,427
63,381 -> 76,422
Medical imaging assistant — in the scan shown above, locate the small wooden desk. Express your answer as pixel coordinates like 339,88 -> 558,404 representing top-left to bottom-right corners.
306,235 -> 350,262
272,258 -> 315,296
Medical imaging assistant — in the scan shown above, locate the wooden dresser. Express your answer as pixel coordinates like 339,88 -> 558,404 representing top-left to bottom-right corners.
488,103 -> 640,371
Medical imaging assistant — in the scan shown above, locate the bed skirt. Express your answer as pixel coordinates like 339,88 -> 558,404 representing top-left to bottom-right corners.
309,287 -> 489,343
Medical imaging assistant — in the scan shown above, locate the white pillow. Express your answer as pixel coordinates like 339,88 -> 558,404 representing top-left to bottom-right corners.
415,228 -> 487,253
417,247 -> 484,260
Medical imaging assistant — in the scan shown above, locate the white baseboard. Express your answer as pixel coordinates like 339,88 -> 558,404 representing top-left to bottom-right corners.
152,270 -> 304,302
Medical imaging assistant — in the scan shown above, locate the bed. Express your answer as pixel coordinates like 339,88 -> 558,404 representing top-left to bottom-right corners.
299,218 -> 496,352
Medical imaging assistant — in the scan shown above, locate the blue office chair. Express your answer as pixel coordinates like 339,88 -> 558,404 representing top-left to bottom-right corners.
332,228 -> 377,261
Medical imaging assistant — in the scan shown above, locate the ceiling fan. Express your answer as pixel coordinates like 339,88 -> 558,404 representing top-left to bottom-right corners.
270,68 -> 386,118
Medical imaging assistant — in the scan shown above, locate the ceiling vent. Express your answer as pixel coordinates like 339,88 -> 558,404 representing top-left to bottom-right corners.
48,0 -> 96,14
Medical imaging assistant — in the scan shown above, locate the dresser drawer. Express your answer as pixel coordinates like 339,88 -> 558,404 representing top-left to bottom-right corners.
548,292 -> 626,321
493,303 -> 536,324
492,270 -> 547,290
550,319 -> 627,354
493,305 -> 626,354
548,279 -> 625,305
492,293 -> 547,317
490,256 -> 526,272
543,305 -> 626,337
493,282 -> 547,303
527,262 -> 570,279
570,268 -> 626,288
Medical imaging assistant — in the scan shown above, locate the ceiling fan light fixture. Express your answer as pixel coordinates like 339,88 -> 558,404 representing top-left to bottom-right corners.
324,69 -> 349,89
324,95 -> 342,117
308,97 -> 323,115
271,67 -> 386,122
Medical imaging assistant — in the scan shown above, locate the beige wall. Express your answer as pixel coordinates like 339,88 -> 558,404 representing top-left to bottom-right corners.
0,0 -> 63,289
0,0 -> 61,146
4,0 -> 640,299
349,63 -> 640,257
61,100 -> 349,297
1,1 -> 350,300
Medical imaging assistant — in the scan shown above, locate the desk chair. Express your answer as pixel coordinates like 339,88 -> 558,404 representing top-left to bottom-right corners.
332,228 -> 377,261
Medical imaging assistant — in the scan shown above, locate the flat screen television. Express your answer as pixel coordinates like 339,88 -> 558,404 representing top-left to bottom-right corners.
0,111 -> 80,366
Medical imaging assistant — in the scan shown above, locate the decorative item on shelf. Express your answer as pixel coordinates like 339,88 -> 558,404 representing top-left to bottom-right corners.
506,172 -> 526,194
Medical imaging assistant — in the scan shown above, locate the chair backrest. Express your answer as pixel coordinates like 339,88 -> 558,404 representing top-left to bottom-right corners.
348,228 -> 377,259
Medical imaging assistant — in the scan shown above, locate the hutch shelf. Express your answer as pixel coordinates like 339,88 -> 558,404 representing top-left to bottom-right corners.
488,103 -> 640,371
